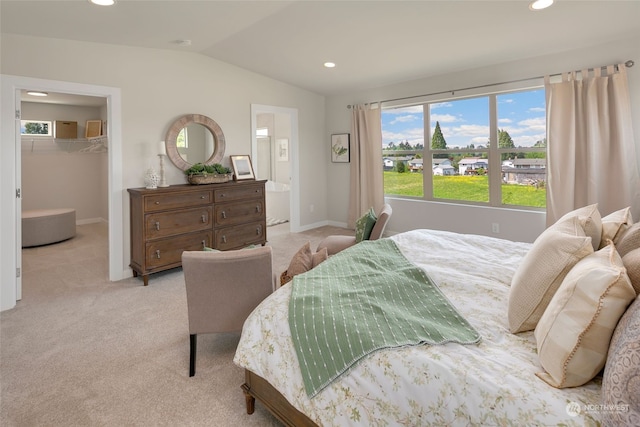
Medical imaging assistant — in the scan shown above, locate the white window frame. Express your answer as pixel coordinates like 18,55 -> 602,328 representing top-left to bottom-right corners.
382,81 -> 546,210
20,119 -> 52,137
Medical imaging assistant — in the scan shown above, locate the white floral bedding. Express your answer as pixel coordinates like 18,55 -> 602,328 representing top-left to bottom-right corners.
234,229 -> 602,426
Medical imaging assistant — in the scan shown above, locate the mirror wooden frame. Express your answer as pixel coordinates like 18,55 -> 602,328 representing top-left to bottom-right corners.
164,114 -> 226,171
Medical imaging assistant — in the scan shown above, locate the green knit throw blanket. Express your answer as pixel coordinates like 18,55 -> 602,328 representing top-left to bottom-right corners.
289,238 -> 481,398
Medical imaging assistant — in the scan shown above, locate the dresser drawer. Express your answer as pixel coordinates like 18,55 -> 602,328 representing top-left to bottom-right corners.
146,231 -> 212,269
213,184 -> 264,203
144,190 -> 213,212
214,222 -> 265,251
145,207 -> 212,239
215,200 -> 264,227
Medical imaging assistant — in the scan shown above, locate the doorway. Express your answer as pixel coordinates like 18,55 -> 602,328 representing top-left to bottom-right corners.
1,75 -> 123,311
251,104 -> 300,233
20,92 -> 110,296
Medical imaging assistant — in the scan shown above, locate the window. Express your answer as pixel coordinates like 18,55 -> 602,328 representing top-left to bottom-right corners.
382,87 -> 546,208
20,120 -> 52,136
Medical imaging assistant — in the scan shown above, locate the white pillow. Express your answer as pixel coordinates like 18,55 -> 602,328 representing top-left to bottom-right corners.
557,203 -> 602,250
600,207 -> 633,249
535,242 -> 636,388
508,215 -> 594,333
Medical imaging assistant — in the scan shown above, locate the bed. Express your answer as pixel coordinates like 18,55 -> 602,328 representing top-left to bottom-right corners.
234,210 -> 640,426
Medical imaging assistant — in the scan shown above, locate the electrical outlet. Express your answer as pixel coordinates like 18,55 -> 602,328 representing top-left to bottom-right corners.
492,223 -> 500,233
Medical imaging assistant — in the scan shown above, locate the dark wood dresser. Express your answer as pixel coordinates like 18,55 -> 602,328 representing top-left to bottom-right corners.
128,180 -> 266,285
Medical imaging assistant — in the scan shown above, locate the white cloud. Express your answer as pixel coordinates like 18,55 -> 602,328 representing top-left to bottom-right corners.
431,102 -> 453,110
431,113 -> 459,123
390,114 -> 419,125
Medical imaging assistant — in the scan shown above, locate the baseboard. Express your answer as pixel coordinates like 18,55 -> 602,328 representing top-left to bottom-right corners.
76,217 -> 108,225
327,220 -> 348,229
294,220 -> 329,232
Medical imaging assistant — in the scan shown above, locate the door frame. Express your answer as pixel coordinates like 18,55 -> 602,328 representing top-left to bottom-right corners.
250,104 -> 300,232
1,74 -> 124,311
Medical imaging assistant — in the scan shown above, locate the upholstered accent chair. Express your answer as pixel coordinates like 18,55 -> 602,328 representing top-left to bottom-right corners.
182,246 -> 275,377
317,204 -> 393,255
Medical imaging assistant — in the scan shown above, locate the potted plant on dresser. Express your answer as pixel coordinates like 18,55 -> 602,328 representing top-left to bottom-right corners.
185,163 -> 233,184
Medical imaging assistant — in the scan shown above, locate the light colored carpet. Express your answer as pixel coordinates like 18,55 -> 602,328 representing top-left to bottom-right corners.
0,221 -> 351,426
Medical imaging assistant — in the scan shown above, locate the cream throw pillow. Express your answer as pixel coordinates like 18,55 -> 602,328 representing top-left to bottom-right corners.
601,207 -> 633,249
508,215 -> 594,333
557,203 -> 602,250
534,243 -> 636,388
616,222 -> 640,257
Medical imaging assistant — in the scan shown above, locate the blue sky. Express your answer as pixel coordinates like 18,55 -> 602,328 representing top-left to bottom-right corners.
381,88 -> 546,149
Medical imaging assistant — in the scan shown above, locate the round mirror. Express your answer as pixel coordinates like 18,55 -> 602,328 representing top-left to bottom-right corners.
164,114 -> 226,171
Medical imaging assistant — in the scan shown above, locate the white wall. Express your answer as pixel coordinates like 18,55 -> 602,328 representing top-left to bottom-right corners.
326,35 -> 640,243
0,33 -> 326,311
1,33 -> 326,224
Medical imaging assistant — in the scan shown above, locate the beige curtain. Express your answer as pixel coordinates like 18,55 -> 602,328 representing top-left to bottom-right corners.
545,64 -> 640,225
348,104 -> 384,228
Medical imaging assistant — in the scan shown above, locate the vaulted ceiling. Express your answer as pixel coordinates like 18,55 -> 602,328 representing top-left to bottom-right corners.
2,1 -> 639,96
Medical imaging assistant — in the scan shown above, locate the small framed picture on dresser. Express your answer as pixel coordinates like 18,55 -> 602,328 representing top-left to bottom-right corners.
230,155 -> 255,180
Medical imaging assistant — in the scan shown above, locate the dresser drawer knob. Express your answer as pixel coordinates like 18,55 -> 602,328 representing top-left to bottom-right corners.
200,195 -> 205,199
256,226 -> 262,235
255,205 -> 261,213
202,240 -> 206,248
155,250 -> 161,259
155,221 -> 160,231
201,214 -> 206,223
155,201 -> 160,205
221,211 -> 227,219
222,235 -> 227,243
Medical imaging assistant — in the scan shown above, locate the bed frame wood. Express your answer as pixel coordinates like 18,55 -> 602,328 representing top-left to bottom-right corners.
241,369 -> 319,427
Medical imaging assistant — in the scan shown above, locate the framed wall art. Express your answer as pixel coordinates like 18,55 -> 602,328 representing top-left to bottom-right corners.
230,155 -> 255,180
277,138 -> 289,162
85,120 -> 102,138
331,133 -> 350,163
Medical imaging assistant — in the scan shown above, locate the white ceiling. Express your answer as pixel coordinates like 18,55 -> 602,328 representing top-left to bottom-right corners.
3,0 -> 640,98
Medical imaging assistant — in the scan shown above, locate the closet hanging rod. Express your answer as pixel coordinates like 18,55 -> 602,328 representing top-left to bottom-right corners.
347,59 -> 634,109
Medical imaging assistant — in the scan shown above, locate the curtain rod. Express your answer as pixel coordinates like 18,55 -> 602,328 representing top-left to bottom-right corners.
347,60 -> 635,109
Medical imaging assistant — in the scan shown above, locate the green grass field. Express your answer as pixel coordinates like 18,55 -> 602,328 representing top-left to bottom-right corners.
383,171 -> 546,207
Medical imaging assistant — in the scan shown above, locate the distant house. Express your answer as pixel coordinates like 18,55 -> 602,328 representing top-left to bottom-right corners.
513,158 -> 546,169
383,158 -> 395,170
501,158 -> 546,184
433,164 -> 455,176
459,157 -> 488,175
408,158 -> 423,172
432,158 -> 452,168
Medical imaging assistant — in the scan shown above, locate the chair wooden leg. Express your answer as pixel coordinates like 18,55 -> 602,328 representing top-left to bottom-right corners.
189,334 -> 197,377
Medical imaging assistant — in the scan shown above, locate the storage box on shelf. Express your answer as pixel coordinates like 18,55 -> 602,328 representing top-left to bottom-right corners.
128,180 -> 266,285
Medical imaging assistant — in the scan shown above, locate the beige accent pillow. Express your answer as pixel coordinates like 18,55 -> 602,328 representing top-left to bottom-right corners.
508,216 -> 594,333
312,247 -> 328,268
534,243 -> 636,388
616,222 -> 640,257
600,207 -> 633,249
287,242 -> 313,277
557,203 -> 602,250
623,248 -> 640,295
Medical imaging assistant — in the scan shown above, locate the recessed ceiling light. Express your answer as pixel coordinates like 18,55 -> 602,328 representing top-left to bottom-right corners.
529,0 -> 554,11
324,62 -> 336,68
90,0 -> 115,6
27,91 -> 48,97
